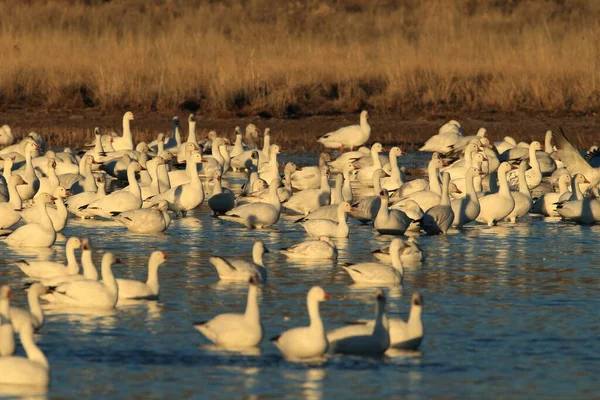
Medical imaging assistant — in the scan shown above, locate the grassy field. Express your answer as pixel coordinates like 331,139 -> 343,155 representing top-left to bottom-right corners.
1,0 -> 599,117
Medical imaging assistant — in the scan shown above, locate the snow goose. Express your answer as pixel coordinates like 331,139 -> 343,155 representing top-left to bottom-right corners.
531,173 -> 571,216
372,237 -> 423,264
0,321 -> 49,387
279,236 -> 338,260
209,241 -> 268,282
66,175 -> 106,218
451,167 -> 482,227
342,238 -> 404,285
208,171 -> 235,216
419,120 -> 463,153
318,110 -> 370,151
559,173 -> 588,202
15,140 -> 41,201
177,114 -> 199,163
8,283 -> 47,333
257,144 -> 282,184
3,194 -> 57,247
230,128 -> 269,171
495,136 -> 517,155
14,237 -> 81,279
283,167 -> 331,214
421,172 -> 455,234
349,293 -> 424,351
476,162 -> 516,226
35,158 -> 59,198
20,186 -> 70,232
229,127 -> 245,158
112,200 -> 171,233
116,251 -> 167,300
355,143 -> 385,183
163,116 -> 182,154
506,141 -> 543,190
390,200 -> 423,232
349,169 -> 386,223
0,175 -> 27,229
0,124 -> 15,147
289,153 -> 331,190
44,252 -> 120,309
381,147 -> 407,191
219,179 -> 281,228
271,286 -> 330,361
327,289 -> 389,356
301,202 -> 353,238
391,156 -> 446,211
552,128 -> 600,193
201,137 -> 228,178
556,198 -> 600,224
146,151 -> 205,216
374,189 -> 412,235
168,142 -> 200,187
447,127 -> 487,154
39,238 -> 97,288
59,154 -> 100,194
0,286 -> 15,357
110,111 -> 135,151
238,162 -> 296,204
506,161 -> 532,222
81,161 -> 144,218
340,162 -> 358,203
194,276 -> 263,349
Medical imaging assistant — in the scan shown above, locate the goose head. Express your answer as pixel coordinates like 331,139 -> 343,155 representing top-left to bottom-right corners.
128,160 -> 144,173
558,173 -> 571,186
188,113 -> 196,124
360,110 -> 369,120
390,146 -> 406,157
81,238 -> 92,251
172,116 -> 180,130
245,124 -> 258,135
66,237 -> 82,249
9,175 -> 27,186
379,189 -> 390,200
155,200 -> 170,212
263,128 -> 271,137
477,127 -> 487,137
497,162 -> 512,175
530,141 -> 542,151
412,293 -> 423,307
48,158 -> 57,170
26,283 -> 48,297
375,288 -> 386,306
371,143 -> 384,153
574,173 -> 590,184
343,163 -> 359,173
269,144 -> 281,156
53,186 -> 71,198
190,151 -> 207,164
284,162 -> 297,174
149,250 -> 168,267
307,286 -> 331,302
339,201 -> 354,213
124,111 -> 135,121
35,193 -> 57,205
372,168 -> 388,180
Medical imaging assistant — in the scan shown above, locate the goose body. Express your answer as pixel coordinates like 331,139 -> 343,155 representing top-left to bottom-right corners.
271,286 -> 330,361
318,111 -> 370,151
371,237 -> 423,264
279,236 -> 338,260
374,189 -> 412,235
111,111 -> 135,151
0,322 -> 49,387
20,186 -> 70,232
476,162 -> 516,226
327,290 -> 389,356
421,172 -> 455,234
219,179 -> 281,228
506,161 -> 532,222
451,167 -> 481,227
0,175 -> 27,229
301,202 -> 353,238
4,194 -> 57,247
284,167 -> 331,214
342,238 -> 404,285
289,153 -> 331,191
194,277 -> 263,349
113,200 -> 171,233
116,251 -> 167,300
209,241 -> 268,282
14,237 -> 81,279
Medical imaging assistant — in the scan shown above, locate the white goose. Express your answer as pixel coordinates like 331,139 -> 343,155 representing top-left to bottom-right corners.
451,166 -> 482,227
209,241 -> 269,282
194,276 -> 263,349
35,158 -> 59,197
371,237 -> 423,264
111,111 -> 135,151
506,141 -> 543,190
20,186 -> 70,232
39,238 -> 97,287
355,143 -> 385,183
342,238 -> 404,285
391,153 -> 441,200
0,322 -> 49,387
0,124 -> 15,147
44,252 -> 120,309
419,120 -> 463,153
559,173 -> 588,202
279,236 -> 338,260
0,286 -> 15,357
327,289 -> 390,356
289,153 -> 331,190
283,167 -> 331,214
15,140 -> 41,201
208,171 -> 235,216
506,161 -> 532,222
176,114 -> 199,163
112,200 -> 171,233
8,283 -> 47,333
301,202 -> 353,238
81,161 -> 144,218
146,152 -> 205,217
552,128 -> 600,193
257,144 -> 282,184
271,286 -> 330,361
3,193 -> 57,247
349,293 -> 424,350
392,157 -> 448,212
168,142 -> 200,187
0,175 -> 27,229
59,154 -> 100,194
476,162 -> 515,226
14,237 -> 81,279
381,147 -> 407,191
531,173 -> 571,216
374,189 -> 412,235
349,169 -> 387,223
318,110 -> 370,151
219,179 -> 281,229
116,251 -> 167,300
421,171 -> 455,234
66,175 -> 107,218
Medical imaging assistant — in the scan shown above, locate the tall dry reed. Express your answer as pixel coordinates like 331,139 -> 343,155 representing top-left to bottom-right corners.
0,0 -> 599,116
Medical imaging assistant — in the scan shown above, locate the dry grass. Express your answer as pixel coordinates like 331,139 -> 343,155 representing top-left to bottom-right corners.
0,0 -> 599,117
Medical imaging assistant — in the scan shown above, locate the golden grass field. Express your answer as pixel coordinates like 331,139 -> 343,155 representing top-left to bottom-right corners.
1,0 -> 600,151
1,0 -> 600,115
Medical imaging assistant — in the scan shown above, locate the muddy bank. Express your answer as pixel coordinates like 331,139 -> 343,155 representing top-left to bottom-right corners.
0,109 -> 598,152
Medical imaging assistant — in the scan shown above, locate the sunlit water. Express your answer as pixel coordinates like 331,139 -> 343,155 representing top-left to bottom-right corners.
0,152 -> 598,399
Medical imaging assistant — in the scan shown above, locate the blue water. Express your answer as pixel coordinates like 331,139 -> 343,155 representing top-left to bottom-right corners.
0,152 -> 598,399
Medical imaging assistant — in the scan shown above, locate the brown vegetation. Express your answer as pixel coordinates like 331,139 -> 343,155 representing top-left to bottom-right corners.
1,0 -> 600,118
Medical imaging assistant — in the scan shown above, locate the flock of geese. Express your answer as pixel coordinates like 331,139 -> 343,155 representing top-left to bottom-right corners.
0,110 -> 596,389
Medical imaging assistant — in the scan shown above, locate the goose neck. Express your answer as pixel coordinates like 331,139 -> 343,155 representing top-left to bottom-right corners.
244,284 -> 260,324
20,327 -> 48,369
146,259 -> 161,295
8,180 -> 23,209
27,289 -> 44,326
66,242 -> 80,275
81,250 -> 99,280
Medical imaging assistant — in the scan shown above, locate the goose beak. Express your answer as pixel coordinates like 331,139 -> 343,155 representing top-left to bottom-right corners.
324,293 -> 332,300
584,177 -> 590,183
482,156 -> 489,161
65,190 -> 72,196
400,150 -> 407,155
163,252 -> 168,259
